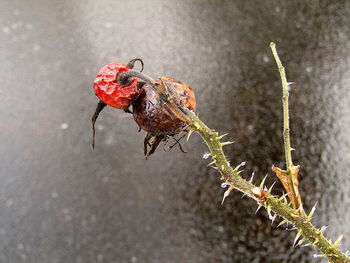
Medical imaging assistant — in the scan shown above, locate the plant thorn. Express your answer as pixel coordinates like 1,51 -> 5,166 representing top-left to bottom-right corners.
217,133 -> 229,140
186,130 -> 193,142
255,205 -> 262,214
259,174 -> 268,188
306,202 -> 318,222
207,160 -> 216,167
221,141 -> 235,146
333,234 -> 344,248
267,182 -> 276,195
249,171 -> 255,183
277,219 -> 288,228
293,230 -> 303,247
221,185 -> 234,204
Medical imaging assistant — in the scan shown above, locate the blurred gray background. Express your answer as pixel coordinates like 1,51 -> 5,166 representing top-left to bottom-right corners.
0,0 -> 349,262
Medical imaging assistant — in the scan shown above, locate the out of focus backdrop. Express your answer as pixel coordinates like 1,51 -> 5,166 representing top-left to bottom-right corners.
1,1 -> 349,262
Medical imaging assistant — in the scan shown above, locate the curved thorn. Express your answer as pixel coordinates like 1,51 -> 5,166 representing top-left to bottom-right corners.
127,58 -> 144,72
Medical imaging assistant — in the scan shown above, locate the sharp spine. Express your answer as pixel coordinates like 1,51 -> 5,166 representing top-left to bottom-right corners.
259,174 -> 268,188
186,130 -> 193,142
207,160 -> 216,167
221,141 -> 234,146
293,230 -> 303,247
217,133 -> 229,140
255,205 -> 262,214
306,202 -> 318,222
277,219 -> 288,228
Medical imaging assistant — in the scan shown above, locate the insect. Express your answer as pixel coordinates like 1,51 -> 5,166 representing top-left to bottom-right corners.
92,59 -> 196,157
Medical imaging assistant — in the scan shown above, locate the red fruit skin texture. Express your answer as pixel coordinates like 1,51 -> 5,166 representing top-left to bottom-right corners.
93,62 -> 139,109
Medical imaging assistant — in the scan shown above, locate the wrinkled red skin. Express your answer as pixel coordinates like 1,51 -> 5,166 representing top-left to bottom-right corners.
93,62 -> 138,109
132,77 -> 196,136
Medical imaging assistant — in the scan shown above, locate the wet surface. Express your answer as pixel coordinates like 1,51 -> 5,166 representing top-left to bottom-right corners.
1,0 -> 349,262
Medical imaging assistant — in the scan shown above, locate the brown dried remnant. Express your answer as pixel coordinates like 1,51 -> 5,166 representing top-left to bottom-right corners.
272,165 -> 303,211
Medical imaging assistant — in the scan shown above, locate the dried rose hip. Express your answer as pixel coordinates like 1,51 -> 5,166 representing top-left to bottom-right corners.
132,77 -> 196,156
91,59 -> 197,157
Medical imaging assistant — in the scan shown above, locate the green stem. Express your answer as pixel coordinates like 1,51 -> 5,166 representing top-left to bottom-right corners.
180,107 -> 349,263
270,42 -> 302,212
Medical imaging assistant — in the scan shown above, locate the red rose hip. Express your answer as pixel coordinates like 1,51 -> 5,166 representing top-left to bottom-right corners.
93,62 -> 139,110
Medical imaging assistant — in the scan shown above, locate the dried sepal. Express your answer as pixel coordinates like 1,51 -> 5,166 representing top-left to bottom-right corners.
272,165 -> 303,211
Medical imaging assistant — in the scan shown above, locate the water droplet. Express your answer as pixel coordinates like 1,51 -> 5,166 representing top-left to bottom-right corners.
217,226 -> 224,233
17,243 -> 24,250
51,191 -> 58,199
60,123 -> 69,130
346,251 -> 350,257
25,24 -> 33,30
221,182 -> 229,188
263,55 -> 269,63
97,124 -> 104,131
11,23 -> 19,29
20,253 -> 27,261
33,44 -> 40,51
2,27 -> 10,33
306,66 -> 312,73
203,152 -> 210,159
6,199 -> 13,207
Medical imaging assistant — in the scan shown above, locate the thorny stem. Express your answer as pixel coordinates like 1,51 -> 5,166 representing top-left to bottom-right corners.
270,42 -> 303,212
180,108 -> 350,263
175,45 -> 350,262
